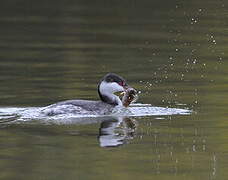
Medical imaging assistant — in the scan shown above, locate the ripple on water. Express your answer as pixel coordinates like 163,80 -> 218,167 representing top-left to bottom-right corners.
0,104 -> 192,124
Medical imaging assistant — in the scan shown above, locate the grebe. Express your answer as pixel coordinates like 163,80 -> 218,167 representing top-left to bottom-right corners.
42,73 -> 137,116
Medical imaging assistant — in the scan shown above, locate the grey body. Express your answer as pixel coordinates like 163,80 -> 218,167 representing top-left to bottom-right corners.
42,99 -> 115,116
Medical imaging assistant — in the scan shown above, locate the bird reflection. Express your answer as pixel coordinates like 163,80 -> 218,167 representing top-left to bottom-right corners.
98,117 -> 137,147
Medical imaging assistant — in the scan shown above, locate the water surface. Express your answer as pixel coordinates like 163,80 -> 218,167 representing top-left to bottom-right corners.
0,0 -> 228,179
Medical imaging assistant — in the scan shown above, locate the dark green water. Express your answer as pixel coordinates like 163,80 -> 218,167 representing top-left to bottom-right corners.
0,0 -> 228,179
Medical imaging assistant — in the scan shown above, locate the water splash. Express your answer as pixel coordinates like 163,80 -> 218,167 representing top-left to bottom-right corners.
0,103 -> 192,125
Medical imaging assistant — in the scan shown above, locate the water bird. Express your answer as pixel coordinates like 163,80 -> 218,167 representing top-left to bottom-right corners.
42,73 -> 137,116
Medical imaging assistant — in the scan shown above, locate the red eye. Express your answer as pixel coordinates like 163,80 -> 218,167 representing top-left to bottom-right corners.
118,81 -> 124,86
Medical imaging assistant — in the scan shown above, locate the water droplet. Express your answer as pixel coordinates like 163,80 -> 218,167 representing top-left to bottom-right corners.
193,145 -> 196,152
191,18 -> 198,24
203,144 -> 206,151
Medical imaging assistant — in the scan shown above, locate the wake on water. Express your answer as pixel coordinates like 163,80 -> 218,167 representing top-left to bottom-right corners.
0,103 -> 192,125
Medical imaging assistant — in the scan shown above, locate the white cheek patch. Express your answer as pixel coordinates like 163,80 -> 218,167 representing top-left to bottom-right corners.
99,81 -> 124,95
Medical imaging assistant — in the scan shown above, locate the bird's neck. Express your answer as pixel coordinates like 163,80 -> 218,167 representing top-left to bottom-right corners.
98,82 -> 122,106
100,93 -> 122,106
